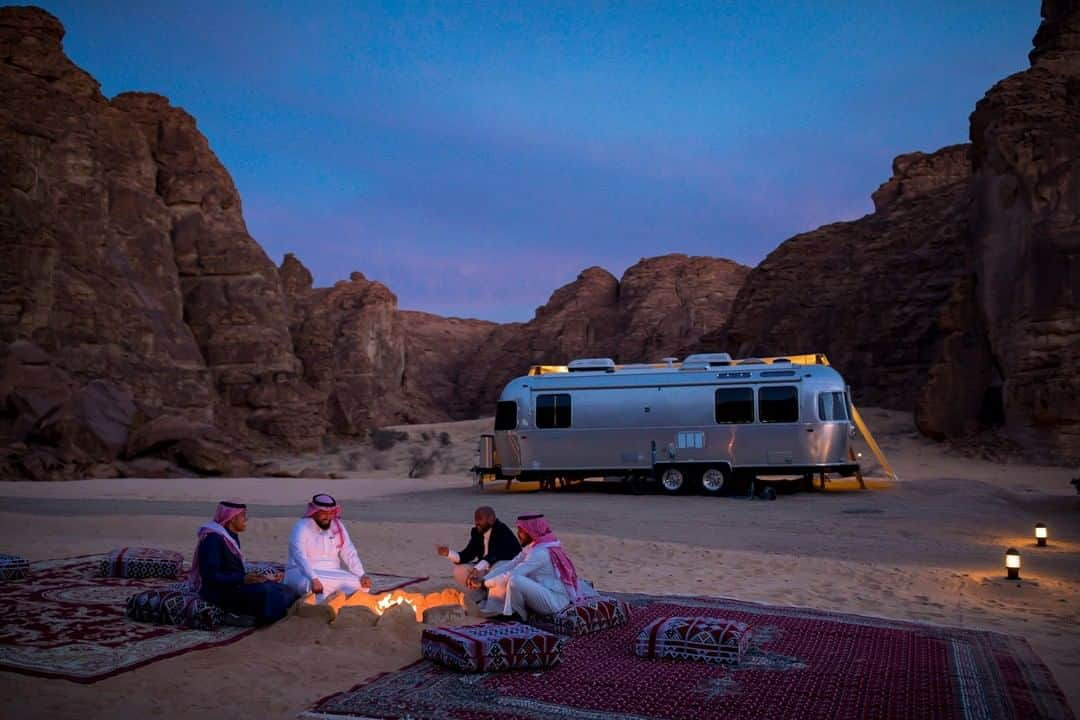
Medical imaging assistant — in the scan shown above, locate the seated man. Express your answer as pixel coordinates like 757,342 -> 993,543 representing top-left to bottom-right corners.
284,493 -> 372,601
436,505 -> 521,599
188,501 -> 298,626
472,513 -> 593,619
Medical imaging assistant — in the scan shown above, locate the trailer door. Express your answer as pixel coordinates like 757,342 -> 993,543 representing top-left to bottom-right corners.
755,384 -> 801,467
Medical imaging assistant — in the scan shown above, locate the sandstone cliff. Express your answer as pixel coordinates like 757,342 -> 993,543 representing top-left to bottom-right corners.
700,144 -> 975,412
3,2 -> 1076,477
0,6 -> 323,478
697,0 -> 1080,462
458,256 -> 750,411
965,0 -> 1080,459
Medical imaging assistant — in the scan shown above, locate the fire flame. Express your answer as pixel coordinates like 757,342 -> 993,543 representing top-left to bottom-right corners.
375,592 -> 413,614
312,587 -> 465,623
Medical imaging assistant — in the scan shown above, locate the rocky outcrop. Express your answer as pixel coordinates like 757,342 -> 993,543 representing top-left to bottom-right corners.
701,143 -> 975,411
965,0 -> 1080,459
615,255 -> 749,363
459,257 -> 750,412
4,2 -> 1075,476
698,1 -> 1080,462
281,255 -> 413,433
0,6 -> 319,476
399,311 -> 499,421
871,145 -> 971,212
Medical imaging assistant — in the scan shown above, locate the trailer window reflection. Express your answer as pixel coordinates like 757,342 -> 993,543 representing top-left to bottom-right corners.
495,401 -> 518,430
714,387 -> 754,423
759,386 -> 799,423
536,394 -> 572,428
817,392 -> 848,421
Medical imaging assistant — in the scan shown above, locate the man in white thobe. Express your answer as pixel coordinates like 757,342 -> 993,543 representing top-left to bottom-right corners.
285,493 -> 372,601
472,513 -> 593,619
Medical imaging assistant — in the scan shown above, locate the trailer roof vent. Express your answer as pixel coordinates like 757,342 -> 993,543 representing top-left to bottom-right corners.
683,353 -> 733,366
736,358 -> 766,365
567,358 -> 616,372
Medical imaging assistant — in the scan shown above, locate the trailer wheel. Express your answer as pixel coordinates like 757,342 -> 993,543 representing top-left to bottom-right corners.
699,467 -> 729,496
659,467 -> 686,495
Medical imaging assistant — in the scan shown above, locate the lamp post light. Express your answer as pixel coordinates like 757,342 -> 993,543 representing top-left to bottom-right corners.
1005,548 -> 1021,580
1035,523 -> 1048,547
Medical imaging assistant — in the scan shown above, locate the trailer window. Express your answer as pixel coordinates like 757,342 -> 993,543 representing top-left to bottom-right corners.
759,386 -> 799,423
818,392 -> 848,421
536,394 -> 571,428
495,401 -> 518,430
714,387 -> 754,423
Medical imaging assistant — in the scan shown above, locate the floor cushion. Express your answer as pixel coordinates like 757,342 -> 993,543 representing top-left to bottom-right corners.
635,616 -> 751,665
421,622 -> 565,673
98,547 -> 184,579
0,553 -> 29,581
126,588 -> 224,631
530,595 -> 632,636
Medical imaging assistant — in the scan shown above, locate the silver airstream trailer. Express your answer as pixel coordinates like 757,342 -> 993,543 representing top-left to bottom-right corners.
479,353 -> 860,495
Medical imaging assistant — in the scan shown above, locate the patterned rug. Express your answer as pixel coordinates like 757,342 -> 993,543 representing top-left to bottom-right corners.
0,555 -> 427,683
302,593 -> 1075,720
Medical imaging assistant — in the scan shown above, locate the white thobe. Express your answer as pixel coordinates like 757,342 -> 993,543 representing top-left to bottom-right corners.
284,518 -> 367,602
481,544 -> 577,618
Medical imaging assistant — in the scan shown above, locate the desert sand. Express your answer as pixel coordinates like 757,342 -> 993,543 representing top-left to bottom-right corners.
0,408 -> 1077,719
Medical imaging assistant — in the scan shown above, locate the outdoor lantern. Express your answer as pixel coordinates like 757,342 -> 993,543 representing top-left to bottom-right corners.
1005,548 -> 1021,580
1035,523 -> 1048,547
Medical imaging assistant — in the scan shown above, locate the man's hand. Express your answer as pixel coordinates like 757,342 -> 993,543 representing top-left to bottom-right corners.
267,572 -> 284,583
466,575 -> 484,590
436,545 -> 449,557
311,577 -> 324,594
360,574 -> 372,590
243,572 -> 267,584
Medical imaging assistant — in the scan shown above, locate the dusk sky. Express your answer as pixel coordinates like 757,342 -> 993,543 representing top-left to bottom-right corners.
40,1 -> 1036,321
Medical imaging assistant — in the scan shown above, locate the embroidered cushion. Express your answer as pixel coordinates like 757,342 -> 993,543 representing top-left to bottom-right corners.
421,622 -> 565,673
126,588 -> 223,631
0,553 -> 30,581
635,616 -> 751,665
530,595 -> 632,636
98,547 -> 184,579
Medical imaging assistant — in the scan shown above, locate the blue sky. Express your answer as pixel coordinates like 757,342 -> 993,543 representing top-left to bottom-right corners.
39,1 -> 1036,321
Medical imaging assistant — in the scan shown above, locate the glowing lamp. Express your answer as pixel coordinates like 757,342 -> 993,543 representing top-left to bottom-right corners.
1035,523 -> 1047,547
1005,548 -> 1021,580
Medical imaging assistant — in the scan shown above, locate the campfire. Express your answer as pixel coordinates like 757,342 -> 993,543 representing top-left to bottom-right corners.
301,587 -> 465,623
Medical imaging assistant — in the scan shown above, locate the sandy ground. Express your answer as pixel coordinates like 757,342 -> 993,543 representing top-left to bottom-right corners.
0,408 -> 1077,719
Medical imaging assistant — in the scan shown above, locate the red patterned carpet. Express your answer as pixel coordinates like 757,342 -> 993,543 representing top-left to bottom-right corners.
303,593 -> 1075,720
0,555 -> 427,683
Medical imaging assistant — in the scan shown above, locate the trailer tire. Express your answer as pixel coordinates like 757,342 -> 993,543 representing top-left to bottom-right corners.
659,467 -> 686,495
699,466 -> 729,496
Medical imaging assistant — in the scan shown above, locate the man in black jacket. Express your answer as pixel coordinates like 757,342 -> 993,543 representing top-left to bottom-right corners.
437,506 -> 521,594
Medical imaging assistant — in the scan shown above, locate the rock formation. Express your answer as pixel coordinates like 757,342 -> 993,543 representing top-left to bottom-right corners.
0,6 -> 321,477
2,2 -> 1075,476
698,0 -> 1080,462
280,254 -> 413,434
700,144 -> 975,412
399,310 -> 499,422
965,0 -> 1080,459
457,257 -> 750,411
